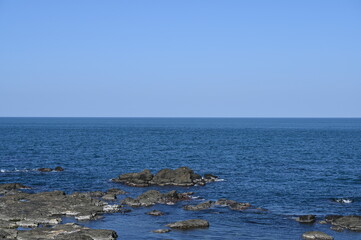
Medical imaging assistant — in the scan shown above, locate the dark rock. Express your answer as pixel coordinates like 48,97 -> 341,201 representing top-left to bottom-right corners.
102,193 -> 117,200
122,190 -> 192,207
183,200 -> 213,211
330,215 -> 361,232
214,198 -> 252,211
325,215 -> 343,223
152,229 -> 171,233
112,167 -> 218,187
146,210 -> 164,216
16,223 -> 117,240
296,215 -> 316,224
113,169 -> 153,187
54,166 -> 64,172
38,168 -> 52,172
214,198 -> 238,206
0,183 -> 30,195
107,188 -> 127,195
302,231 -> 333,240
166,219 -> 209,229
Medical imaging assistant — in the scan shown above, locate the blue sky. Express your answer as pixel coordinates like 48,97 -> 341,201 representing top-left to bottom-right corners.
0,0 -> 360,117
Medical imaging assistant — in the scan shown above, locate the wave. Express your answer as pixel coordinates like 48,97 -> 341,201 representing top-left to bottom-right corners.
332,198 -> 353,204
0,168 -> 37,173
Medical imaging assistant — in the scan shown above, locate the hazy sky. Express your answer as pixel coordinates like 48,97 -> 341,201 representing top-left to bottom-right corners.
0,0 -> 360,117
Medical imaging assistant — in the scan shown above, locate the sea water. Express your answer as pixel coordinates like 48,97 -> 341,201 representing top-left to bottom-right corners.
1,118 -> 361,239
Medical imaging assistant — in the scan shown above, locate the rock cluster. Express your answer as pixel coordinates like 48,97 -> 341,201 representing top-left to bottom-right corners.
121,190 -> 193,207
325,215 -> 361,232
112,167 -> 218,187
38,166 -> 64,172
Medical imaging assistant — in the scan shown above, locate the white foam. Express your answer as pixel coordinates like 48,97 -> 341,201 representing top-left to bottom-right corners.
215,178 -> 225,182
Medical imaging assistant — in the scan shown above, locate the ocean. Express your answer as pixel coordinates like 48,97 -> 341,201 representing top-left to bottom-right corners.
1,118 -> 361,239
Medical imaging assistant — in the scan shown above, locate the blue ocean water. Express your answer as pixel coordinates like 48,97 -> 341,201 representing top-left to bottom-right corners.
1,118 -> 361,240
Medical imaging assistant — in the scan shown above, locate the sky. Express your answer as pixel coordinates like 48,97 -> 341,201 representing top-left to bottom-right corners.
0,0 -> 360,117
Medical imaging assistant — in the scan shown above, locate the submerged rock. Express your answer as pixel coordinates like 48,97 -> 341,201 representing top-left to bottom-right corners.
54,166 -> 64,172
166,219 -> 209,229
152,229 -> 171,233
325,215 -> 361,232
296,215 -> 316,224
112,167 -> 219,187
38,168 -> 53,172
122,190 -> 192,207
302,231 -> 333,240
214,198 -> 252,211
183,200 -> 214,211
146,210 -> 164,216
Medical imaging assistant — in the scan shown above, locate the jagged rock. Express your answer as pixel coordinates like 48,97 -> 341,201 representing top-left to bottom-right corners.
183,200 -> 213,211
166,219 -> 209,229
121,190 -> 192,207
102,193 -> 117,200
112,167 -> 218,187
146,210 -> 164,216
302,231 -> 333,240
54,166 -> 64,172
38,168 -> 53,172
16,223 -> 117,240
326,215 -> 361,232
152,229 -> 171,233
296,215 -> 316,224
107,188 -> 126,195
214,198 -> 252,211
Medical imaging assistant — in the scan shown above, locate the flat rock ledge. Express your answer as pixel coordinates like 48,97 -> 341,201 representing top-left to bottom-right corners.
302,231 -> 333,240
112,167 -> 219,187
166,219 -> 209,229
122,190 -> 193,207
7,223 -> 117,240
325,215 -> 361,232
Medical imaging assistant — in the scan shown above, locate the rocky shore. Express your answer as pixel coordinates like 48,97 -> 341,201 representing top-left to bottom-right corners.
1,167 -> 361,239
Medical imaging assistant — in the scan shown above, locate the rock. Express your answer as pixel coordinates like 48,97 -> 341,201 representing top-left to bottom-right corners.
107,188 -> 126,195
54,166 -> 64,171
302,231 -> 333,240
330,226 -> 343,232
152,229 -> 171,233
16,223 -> 117,240
329,215 -> 361,232
89,191 -> 106,197
166,219 -> 209,229
214,198 -> 252,211
325,215 -> 343,223
146,210 -> 164,216
113,169 -> 153,187
183,200 -> 213,211
0,183 -> 30,194
38,168 -> 53,172
296,215 -> 316,224
112,167 -> 218,187
0,189 -> 121,227
102,193 -> 117,200
122,190 -> 192,207
319,221 -> 327,224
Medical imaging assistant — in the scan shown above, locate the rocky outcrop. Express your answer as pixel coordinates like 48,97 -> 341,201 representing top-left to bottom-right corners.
16,223 -> 117,240
325,215 -> 361,232
214,198 -> 252,211
112,167 -> 219,187
122,190 -> 192,207
0,183 -> 30,195
0,189 -> 123,226
166,219 -> 209,229
302,231 -> 333,240
183,200 -> 214,211
296,215 -> 316,224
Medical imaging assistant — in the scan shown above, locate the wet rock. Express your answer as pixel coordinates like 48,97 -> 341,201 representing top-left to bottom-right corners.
296,215 -> 316,224
146,210 -> 164,216
328,215 -> 361,232
0,189 -> 121,227
16,223 -> 117,240
112,169 -> 153,187
0,183 -> 30,195
107,188 -> 126,195
183,200 -> 213,211
54,166 -> 64,172
214,198 -> 252,211
122,190 -> 192,207
89,191 -> 106,197
38,168 -> 53,172
330,226 -> 343,232
319,221 -> 327,224
325,215 -> 343,223
102,193 -> 117,200
302,231 -> 333,240
166,219 -> 209,229
152,229 -> 171,233
112,167 -> 218,187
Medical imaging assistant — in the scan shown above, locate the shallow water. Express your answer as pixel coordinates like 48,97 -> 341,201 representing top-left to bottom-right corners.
1,118 -> 361,239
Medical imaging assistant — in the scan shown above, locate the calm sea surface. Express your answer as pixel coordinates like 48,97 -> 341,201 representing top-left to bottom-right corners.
1,118 -> 361,239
